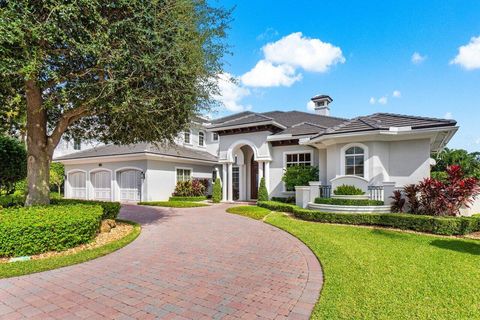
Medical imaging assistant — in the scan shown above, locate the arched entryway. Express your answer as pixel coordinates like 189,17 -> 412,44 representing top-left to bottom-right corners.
223,142 -> 269,202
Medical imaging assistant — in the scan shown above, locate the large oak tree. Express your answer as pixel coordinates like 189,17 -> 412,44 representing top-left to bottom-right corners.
0,0 -> 230,205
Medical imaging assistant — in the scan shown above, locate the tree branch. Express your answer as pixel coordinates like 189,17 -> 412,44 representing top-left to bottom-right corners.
47,105 -> 90,154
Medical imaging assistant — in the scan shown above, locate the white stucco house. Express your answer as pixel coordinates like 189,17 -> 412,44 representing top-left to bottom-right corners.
55,94 -> 458,203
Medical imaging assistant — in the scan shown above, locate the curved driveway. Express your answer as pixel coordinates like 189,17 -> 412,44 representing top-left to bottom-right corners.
0,204 -> 322,319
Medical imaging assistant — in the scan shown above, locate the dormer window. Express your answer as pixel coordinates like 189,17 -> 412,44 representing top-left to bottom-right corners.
73,138 -> 81,150
213,133 -> 219,141
184,131 -> 191,144
199,132 -> 205,146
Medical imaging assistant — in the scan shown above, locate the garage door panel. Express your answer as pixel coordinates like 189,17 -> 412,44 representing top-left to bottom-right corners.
69,171 -> 87,199
92,171 -> 111,201
119,170 -> 141,201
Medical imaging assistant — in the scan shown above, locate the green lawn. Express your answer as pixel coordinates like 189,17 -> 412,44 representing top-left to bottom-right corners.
226,205 -> 271,220
138,201 -> 209,208
230,206 -> 480,319
0,220 -> 140,279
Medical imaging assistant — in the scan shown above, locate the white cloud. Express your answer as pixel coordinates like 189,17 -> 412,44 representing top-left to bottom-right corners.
256,27 -> 279,41
263,32 -> 345,72
378,96 -> 388,105
307,101 -> 316,111
241,32 -> 345,88
444,112 -> 453,120
213,73 -> 251,112
450,36 -> 480,70
392,90 -> 401,98
411,52 -> 427,64
369,97 -> 376,104
240,60 -> 302,87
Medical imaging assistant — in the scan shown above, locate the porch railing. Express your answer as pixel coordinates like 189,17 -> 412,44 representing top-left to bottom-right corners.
317,185 -> 385,201
368,186 -> 384,201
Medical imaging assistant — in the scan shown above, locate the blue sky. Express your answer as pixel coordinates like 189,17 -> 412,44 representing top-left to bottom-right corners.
212,0 -> 480,151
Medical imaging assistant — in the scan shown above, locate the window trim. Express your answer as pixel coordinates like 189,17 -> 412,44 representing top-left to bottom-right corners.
340,143 -> 369,179
282,150 -> 314,192
183,131 -> 191,145
175,166 -> 193,183
198,131 -> 205,147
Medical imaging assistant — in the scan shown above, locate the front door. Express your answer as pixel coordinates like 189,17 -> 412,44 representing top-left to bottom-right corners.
250,158 -> 258,199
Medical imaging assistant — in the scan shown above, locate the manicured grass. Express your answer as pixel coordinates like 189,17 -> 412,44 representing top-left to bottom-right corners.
226,205 -> 271,220
265,212 -> 480,319
138,201 -> 209,208
0,220 -> 140,279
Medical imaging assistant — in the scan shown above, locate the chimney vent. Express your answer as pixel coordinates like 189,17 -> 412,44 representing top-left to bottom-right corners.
311,95 -> 333,116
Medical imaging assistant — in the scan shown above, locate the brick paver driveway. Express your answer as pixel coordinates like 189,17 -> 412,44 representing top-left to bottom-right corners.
0,204 -> 323,319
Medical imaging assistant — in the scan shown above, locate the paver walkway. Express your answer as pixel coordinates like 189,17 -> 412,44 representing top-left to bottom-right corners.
0,204 -> 323,319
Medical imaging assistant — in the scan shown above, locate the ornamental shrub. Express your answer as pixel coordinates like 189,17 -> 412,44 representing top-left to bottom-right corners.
257,200 -> 480,236
314,198 -> 383,206
282,165 -> 319,191
212,178 -> 222,203
0,135 -> 27,193
333,184 -> 365,195
0,194 -> 25,208
50,199 -> 121,220
398,165 -> 480,216
173,179 -> 206,197
0,204 -> 102,257
257,177 -> 268,201
271,196 -> 296,204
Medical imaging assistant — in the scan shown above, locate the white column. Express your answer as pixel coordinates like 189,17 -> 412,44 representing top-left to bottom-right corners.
222,164 -> 227,202
257,161 -> 264,188
239,164 -> 245,200
111,172 -> 115,201
227,163 -> 233,202
264,161 -> 270,194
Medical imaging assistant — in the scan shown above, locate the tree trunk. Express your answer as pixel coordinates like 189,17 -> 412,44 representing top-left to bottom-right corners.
25,80 -> 51,206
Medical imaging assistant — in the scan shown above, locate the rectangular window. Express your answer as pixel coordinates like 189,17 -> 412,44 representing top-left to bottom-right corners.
199,132 -> 205,146
285,152 -> 311,167
176,169 -> 192,182
212,170 -> 217,181
73,138 -> 81,150
212,133 -> 219,141
184,132 -> 191,144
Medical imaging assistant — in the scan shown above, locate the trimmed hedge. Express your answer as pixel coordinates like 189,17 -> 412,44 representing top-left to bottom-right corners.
257,201 -> 480,236
0,195 -> 25,208
0,204 -> 102,257
333,184 -> 365,195
50,199 -> 121,220
169,196 -> 207,202
271,196 -> 295,204
315,197 -> 384,206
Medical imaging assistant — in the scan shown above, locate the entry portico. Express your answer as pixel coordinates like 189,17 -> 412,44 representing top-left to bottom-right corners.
219,137 -> 272,202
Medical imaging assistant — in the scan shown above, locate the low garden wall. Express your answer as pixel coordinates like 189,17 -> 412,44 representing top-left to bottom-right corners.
308,202 -> 392,214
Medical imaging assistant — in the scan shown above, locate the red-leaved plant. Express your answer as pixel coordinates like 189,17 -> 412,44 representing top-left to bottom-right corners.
398,165 -> 480,216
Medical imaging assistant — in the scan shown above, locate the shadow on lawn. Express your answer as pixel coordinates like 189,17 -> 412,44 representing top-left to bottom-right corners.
430,239 -> 480,255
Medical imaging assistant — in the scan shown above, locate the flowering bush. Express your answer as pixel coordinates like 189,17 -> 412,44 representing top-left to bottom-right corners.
391,165 -> 480,216
173,179 -> 207,197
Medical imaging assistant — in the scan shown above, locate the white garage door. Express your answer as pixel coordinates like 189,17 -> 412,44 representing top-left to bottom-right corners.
69,171 -> 86,199
91,171 -> 111,201
119,170 -> 142,202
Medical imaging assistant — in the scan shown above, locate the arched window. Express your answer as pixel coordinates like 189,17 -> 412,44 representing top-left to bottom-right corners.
345,146 -> 364,177
199,131 -> 205,146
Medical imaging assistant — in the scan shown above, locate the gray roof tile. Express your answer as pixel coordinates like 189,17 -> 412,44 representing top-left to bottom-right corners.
54,142 -> 218,162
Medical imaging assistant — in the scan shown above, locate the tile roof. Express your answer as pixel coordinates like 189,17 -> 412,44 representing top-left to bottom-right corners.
316,113 -> 457,137
54,142 -> 218,162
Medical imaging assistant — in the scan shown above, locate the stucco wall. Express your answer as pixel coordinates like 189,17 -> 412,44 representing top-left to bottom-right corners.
146,160 -> 215,201
324,139 -> 431,187
218,131 -> 272,162
269,145 -> 319,198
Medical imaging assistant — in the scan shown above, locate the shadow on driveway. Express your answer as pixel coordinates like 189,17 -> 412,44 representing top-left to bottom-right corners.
119,204 -> 176,226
